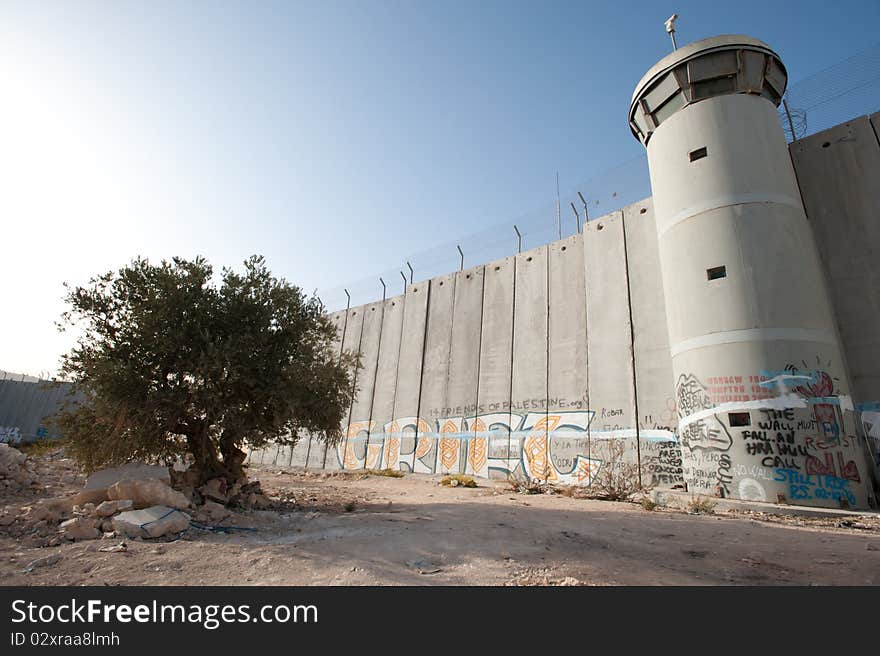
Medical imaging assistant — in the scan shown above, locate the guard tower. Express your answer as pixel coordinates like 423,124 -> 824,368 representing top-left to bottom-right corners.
630,35 -> 874,508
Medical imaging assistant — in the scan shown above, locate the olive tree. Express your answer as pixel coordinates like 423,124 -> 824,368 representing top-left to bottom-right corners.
54,255 -> 357,486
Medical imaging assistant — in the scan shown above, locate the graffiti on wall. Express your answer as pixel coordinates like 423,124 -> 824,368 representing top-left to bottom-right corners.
675,362 -> 867,507
0,427 -> 22,444
333,407 -> 680,487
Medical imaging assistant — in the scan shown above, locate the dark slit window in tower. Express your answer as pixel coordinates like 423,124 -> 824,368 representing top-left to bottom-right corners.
689,146 -> 708,162
707,265 -> 727,281
729,412 -> 751,427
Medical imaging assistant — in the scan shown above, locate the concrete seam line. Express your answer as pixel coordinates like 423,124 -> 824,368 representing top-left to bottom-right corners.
656,192 -> 804,237
670,327 -> 837,357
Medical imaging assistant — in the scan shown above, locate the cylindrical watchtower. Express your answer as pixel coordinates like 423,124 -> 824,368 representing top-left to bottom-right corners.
630,35 -> 873,508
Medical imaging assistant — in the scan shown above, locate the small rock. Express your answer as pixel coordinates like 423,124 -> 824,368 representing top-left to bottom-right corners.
94,499 -> 134,517
59,517 -> 101,541
406,558 -> 442,574
98,541 -> 128,553
198,478 -> 229,504
201,500 -> 230,521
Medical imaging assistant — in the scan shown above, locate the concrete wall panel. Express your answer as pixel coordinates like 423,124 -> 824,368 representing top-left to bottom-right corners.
512,245 -> 549,481
389,282 -> 429,471
622,198 -> 682,485
415,272 -> 456,473
585,211 -> 637,434
441,265 -> 485,474
474,256 -> 515,478
326,306 -> 364,470
342,301 -> 384,470
790,116 -> 880,405
547,234 -> 593,484
584,211 -> 638,472
289,437 -> 310,468
366,294 -> 405,469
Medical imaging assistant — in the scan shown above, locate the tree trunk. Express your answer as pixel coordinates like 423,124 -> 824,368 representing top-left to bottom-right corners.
184,424 -> 249,489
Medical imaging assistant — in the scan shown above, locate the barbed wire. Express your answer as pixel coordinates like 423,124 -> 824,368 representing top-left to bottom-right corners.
320,42 -> 880,312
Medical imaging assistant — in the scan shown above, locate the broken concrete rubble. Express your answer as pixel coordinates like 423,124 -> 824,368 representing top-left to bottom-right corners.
75,462 -> 171,506
107,479 -> 190,510
113,506 -> 190,539
0,443 -> 36,492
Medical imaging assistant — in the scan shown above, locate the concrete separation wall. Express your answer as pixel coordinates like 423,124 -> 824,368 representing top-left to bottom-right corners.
790,114 -> 880,482
252,114 -> 880,511
0,379 -> 77,444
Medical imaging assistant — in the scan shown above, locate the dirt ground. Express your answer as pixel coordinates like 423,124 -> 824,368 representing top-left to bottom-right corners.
2,452 -> 880,586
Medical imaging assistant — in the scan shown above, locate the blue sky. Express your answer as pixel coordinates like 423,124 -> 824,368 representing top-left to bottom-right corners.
2,0 -> 879,376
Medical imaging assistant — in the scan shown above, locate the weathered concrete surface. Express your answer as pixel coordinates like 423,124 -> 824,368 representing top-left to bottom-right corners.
623,199 -> 674,437
366,294 -> 405,469
328,306 -> 364,471
791,116 -> 880,406
113,506 -> 190,539
442,266 -> 485,474
474,256 -> 515,478
390,282 -> 429,471
622,199 -> 682,487
415,273 -> 456,473
0,379 -> 78,445
547,234 -> 592,485
584,211 -> 637,452
289,436 -> 310,469
512,246 -> 548,481
637,44 -> 872,508
342,301 -> 384,470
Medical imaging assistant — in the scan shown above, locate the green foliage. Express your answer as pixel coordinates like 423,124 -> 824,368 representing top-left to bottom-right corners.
53,255 -> 358,483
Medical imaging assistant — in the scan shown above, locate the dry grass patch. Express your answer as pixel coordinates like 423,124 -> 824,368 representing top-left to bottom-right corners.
440,474 -> 477,488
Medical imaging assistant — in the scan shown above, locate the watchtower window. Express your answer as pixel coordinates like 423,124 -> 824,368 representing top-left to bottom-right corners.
689,146 -> 708,162
706,265 -> 727,281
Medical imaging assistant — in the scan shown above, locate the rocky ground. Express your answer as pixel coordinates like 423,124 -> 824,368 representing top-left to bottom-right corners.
1,444 -> 879,586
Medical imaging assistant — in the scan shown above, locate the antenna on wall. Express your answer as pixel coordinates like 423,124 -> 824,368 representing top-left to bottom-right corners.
665,13 -> 678,50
